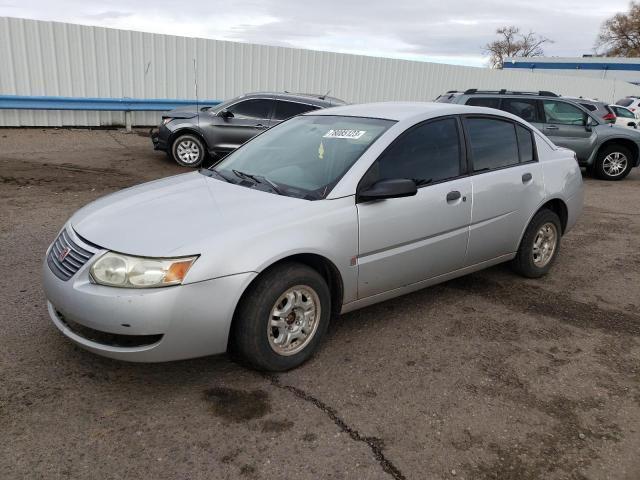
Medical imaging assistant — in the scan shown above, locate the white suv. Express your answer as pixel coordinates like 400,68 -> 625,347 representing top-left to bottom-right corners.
615,96 -> 640,114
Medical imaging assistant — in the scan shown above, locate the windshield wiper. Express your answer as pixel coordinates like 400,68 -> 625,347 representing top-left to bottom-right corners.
232,169 -> 284,195
200,168 -> 230,182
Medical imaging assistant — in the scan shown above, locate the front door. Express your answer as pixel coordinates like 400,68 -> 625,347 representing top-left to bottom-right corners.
540,99 -> 597,161
356,117 -> 472,299
208,98 -> 275,155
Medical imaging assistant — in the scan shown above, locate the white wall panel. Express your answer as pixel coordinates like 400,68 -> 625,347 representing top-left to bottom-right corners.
2,16 -> 640,127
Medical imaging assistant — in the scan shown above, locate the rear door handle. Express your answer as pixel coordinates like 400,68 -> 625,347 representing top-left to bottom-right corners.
546,125 -> 559,130
255,123 -> 268,129
446,191 -> 461,202
522,172 -> 533,183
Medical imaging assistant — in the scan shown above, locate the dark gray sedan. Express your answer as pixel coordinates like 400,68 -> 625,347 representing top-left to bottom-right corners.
152,92 -> 346,166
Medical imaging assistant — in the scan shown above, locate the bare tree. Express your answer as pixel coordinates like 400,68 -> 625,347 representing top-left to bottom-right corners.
484,26 -> 552,69
597,2 -> 640,56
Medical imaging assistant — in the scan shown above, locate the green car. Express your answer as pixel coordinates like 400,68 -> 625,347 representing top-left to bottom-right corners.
436,89 -> 640,180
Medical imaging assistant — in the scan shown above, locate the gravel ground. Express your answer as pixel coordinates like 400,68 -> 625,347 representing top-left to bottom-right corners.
1,128 -> 639,480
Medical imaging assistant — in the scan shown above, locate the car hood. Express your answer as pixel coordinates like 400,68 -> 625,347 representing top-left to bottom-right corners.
163,105 -> 199,119
70,172 -> 309,257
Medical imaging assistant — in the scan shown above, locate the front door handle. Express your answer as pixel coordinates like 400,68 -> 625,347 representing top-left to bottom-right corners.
546,125 -> 559,130
255,123 -> 268,129
522,172 -> 533,183
446,191 -> 461,202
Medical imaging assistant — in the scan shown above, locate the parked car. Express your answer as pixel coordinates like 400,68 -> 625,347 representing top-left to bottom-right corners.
563,97 -> 616,125
436,89 -> 640,180
151,92 -> 346,167
610,104 -> 640,129
615,96 -> 640,113
43,102 -> 583,371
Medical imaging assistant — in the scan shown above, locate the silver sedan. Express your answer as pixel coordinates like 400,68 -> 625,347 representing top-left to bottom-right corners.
42,102 -> 584,371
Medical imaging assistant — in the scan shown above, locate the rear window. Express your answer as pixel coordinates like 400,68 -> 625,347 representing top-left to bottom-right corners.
579,103 -> 597,112
501,98 -> 541,123
465,97 -> 500,109
465,118 -> 519,171
516,125 -> 535,163
616,98 -> 634,107
273,101 -> 318,121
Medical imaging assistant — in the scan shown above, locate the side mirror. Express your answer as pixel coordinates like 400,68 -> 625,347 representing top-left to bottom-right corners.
584,116 -> 594,132
358,178 -> 417,202
217,109 -> 234,118
628,121 -> 637,128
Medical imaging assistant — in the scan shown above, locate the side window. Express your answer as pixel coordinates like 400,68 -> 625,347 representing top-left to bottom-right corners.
614,107 -> 634,119
465,97 -> 500,109
226,99 -> 273,119
465,117 -> 519,171
501,98 -> 541,123
516,125 -> 535,163
543,100 -> 586,125
368,118 -> 462,186
273,101 -> 319,121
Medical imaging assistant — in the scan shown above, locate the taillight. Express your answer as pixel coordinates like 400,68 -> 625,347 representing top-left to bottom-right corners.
602,113 -> 616,123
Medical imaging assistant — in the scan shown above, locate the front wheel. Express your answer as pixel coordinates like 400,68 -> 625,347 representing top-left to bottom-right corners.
170,134 -> 206,167
229,262 -> 331,371
511,209 -> 562,278
594,145 -> 633,180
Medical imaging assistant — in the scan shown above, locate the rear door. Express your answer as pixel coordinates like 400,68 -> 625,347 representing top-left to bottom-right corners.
540,99 -> 596,161
499,97 -> 546,132
209,98 -> 275,154
357,117 -> 472,298
462,116 -> 545,265
272,100 -> 320,125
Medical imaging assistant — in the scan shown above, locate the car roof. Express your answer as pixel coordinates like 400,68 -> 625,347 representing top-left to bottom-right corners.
308,101 -> 489,121
241,91 -> 346,107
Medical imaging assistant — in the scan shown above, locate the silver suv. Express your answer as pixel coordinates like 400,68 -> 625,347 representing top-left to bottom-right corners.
437,89 -> 640,180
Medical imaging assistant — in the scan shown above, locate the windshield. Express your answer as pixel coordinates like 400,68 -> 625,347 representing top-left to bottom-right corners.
211,115 -> 395,199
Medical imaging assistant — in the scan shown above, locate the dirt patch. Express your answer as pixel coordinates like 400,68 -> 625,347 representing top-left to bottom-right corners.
203,387 -> 271,422
447,275 -> 640,336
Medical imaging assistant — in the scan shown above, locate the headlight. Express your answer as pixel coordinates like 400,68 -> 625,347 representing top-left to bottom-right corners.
162,117 -> 172,125
90,252 -> 197,288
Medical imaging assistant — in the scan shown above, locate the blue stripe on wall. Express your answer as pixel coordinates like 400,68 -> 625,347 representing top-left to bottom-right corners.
504,62 -> 640,71
0,95 -> 221,111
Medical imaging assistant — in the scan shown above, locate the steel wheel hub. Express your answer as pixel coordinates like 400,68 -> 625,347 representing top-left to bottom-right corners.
532,222 -> 558,268
268,285 -> 320,356
176,140 -> 201,164
602,152 -> 627,177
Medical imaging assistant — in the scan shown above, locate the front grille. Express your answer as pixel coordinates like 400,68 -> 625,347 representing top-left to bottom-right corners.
55,309 -> 163,348
47,229 -> 97,281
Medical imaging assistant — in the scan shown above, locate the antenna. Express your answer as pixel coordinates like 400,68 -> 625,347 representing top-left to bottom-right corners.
320,89 -> 331,100
193,58 -> 200,128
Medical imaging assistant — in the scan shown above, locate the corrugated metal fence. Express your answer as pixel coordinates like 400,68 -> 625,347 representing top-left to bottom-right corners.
2,16 -> 640,127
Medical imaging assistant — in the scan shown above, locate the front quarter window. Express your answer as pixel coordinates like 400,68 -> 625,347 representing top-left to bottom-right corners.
213,115 -> 395,199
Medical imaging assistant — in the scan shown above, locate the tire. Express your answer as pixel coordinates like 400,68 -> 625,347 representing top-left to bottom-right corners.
170,134 -> 206,167
511,209 -> 562,279
594,144 -> 633,180
229,262 -> 331,371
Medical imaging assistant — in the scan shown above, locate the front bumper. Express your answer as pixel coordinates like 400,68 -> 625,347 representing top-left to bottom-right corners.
150,124 -> 170,151
42,239 -> 257,362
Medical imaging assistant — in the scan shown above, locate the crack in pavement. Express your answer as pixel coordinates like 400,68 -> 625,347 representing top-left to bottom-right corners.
265,374 -> 406,480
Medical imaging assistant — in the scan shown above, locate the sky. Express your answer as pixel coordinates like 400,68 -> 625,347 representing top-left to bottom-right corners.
0,0 -> 633,67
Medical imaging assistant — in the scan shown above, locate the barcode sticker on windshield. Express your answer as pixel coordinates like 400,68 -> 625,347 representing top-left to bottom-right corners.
323,129 -> 366,139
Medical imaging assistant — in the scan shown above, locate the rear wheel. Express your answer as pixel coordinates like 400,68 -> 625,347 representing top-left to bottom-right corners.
511,209 -> 562,278
171,134 -> 206,167
229,262 -> 331,371
594,145 -> 633,180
